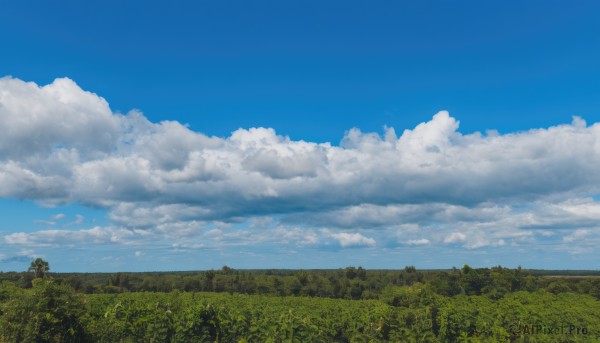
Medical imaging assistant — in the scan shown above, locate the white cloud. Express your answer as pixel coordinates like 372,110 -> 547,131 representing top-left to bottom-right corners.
52,213 -> 65,220
563,229 -> 591,243
444,232 -> 467,244
4,226 -> 151,247
328,232 -> 376,248
1,76 -> 600,252
0,77 -> 119,158
405,239 -> 430,246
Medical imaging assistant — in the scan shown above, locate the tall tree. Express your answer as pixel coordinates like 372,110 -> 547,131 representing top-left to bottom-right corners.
28,258 -> 49,278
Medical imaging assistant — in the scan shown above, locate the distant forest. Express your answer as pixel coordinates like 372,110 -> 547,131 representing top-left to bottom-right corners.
2,264 -> 600,299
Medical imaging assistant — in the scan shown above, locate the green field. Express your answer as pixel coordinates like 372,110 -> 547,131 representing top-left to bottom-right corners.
1,265 -> 599,342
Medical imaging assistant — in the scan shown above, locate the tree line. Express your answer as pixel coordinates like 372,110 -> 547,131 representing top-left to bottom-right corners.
1,273 -> 599,342
1,261 -> 599,301
0,259 -> 598,342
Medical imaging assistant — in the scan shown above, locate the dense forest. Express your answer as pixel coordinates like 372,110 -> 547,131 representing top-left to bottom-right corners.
0,261 -> 598,342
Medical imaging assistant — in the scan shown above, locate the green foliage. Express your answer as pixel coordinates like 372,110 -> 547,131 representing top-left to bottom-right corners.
88,291 -> 600,342
1,265 -> 599,341
82,292 -> 404,342
28,258 -> 50,279
0,279 -> 88,342
437,291 -> 600,342
4,265 -> 595,302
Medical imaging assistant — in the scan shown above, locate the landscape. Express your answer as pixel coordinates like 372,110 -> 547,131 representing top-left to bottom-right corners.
1,1 -> 599,342
1,260 -> 599,341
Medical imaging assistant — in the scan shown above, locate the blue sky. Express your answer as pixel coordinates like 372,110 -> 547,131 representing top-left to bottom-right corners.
0,0 -> 599,272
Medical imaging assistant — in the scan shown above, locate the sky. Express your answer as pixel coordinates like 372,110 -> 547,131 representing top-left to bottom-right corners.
0,0 -> 599,272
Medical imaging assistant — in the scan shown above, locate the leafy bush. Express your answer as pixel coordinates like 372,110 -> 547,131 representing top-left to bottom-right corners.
0,279 -> 88,342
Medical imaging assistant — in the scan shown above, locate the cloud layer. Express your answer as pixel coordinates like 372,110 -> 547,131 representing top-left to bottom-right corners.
2,76 -> 600,255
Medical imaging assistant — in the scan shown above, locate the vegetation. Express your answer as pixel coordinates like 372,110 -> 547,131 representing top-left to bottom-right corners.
28,258 -> 50,279
0,260 -> 598,342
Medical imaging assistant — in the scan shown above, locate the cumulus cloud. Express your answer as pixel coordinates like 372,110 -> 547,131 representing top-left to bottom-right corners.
1,76 -> 600,252
327,232 -> 376,248
4,227 -> 152,247
562,229 -> 591,243
405,239 -> 430,246
0,77 -> 119,159
444,232 -> 467,244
